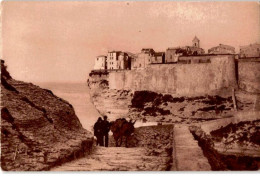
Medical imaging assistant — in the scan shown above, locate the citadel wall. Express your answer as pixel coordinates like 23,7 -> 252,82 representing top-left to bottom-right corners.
109,55 -> 237,96
238,59 -> 260,93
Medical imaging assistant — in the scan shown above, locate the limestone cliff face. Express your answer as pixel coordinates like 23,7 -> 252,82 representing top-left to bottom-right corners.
87,72 -> 248,124
88,60 -> 258,123
88,74 -> 133,119
1,60 -> 93,171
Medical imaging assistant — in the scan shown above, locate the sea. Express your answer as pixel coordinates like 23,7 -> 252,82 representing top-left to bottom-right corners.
36,82 -> 158,132
36,82 -> 100,132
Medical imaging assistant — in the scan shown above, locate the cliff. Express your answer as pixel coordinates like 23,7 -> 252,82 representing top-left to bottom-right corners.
87,56 -> 259,123
1,60 -> 93,171
88,76 -> 238,123
109,56 -> 237,96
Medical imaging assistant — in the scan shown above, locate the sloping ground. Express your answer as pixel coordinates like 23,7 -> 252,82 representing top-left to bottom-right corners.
52,125 -> 174,171
51,146 -> 169,171
128,91 -> 236,123
1,61 -> 93,171
51,124 -> 214,171
190,122 -> 260,170
210,120 -> 260,156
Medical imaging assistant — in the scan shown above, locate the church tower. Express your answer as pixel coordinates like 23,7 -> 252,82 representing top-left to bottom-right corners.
192,36 -> 200,48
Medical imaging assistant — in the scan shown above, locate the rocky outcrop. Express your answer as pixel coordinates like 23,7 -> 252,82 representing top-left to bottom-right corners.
190,125 -> 260,170
1,60 -> 93,171
88,74 -> 241,123
87,66 -> 258,123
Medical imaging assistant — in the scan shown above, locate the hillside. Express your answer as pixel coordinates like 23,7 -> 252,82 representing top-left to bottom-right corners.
1,60 -> 93,171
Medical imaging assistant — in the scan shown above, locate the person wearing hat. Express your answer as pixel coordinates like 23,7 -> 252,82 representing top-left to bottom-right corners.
102,116 -> 110,147
94,117 -> 104,146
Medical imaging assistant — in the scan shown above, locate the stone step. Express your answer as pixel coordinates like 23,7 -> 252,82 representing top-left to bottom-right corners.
51,146 -> 164,171
173,125 -> 211,171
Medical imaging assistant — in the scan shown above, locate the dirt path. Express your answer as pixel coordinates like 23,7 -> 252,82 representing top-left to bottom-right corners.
51,146 -> 169,171
51,124 -> 213,171
52,125 -> 174,171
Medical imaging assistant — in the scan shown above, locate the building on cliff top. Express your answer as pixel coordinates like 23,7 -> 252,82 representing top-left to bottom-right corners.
151,52 -> 165,64
131,48 -> 154,69
239,43 -> 260,58
192,36 -> 200,48
94,55 -> 107,70
165,36 -> 205,63
107,51 -> 131,70
208,44 -> 235,55
131,48 -> 165,69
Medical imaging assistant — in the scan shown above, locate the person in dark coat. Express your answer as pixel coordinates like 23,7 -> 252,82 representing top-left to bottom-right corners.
102,116 -> 110,147
94,117 -> 104,146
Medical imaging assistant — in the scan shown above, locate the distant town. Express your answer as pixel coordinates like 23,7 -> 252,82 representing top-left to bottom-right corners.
93,36 -> 260,71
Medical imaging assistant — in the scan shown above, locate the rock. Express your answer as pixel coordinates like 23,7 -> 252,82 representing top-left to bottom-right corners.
1,60 -> 93,171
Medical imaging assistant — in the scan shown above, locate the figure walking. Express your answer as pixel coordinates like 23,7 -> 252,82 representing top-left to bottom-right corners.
102,116 -> 110,147
94,117 -> 104,146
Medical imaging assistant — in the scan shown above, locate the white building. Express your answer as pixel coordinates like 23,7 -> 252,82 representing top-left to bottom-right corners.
94,55 -> 107,70
107,51 -> 130,70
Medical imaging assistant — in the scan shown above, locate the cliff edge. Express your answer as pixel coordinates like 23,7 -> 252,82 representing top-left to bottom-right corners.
87,61 -> 258,123
1,60 -> 93,171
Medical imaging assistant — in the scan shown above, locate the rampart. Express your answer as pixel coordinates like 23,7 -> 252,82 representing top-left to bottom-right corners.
109,55 -> 237,96
237,59 -> 260,94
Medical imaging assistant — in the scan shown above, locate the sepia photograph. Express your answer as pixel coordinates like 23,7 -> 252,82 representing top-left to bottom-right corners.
1,0 -> 260,172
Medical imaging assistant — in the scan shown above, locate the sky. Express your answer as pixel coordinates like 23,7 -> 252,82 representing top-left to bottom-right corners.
2,1 -> 260,82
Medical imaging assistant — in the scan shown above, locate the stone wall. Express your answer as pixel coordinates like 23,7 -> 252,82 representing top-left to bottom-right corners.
238,60 -> 260,93
178,55 -> 211,63
199,111 -> 260,135
109,55 -> 237,96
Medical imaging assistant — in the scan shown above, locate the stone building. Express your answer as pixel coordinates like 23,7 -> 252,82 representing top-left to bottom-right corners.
107,51 -> 130,70
132,48 -> 155,69
151,52 -> 165,64
192,36 -> 200,48
94,55 -> 107,70
165,47 -> 183,63
182,46 -> 205,55
208,44 -> 235,54
165,36 -> 205,63
239,43 -> 260,58
118,52 -> 131,70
